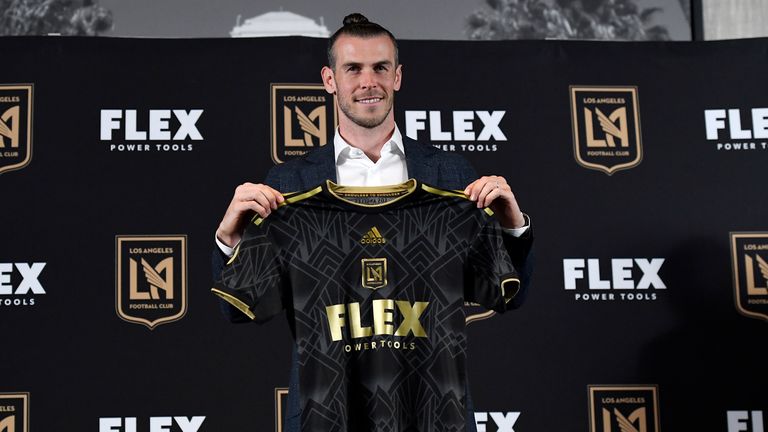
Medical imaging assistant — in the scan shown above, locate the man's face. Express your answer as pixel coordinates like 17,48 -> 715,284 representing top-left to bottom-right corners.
322,35 -> 402,129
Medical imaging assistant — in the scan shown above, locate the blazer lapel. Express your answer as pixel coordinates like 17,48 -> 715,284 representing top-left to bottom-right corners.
302,144 -> 337,187
403,138 -> 437,184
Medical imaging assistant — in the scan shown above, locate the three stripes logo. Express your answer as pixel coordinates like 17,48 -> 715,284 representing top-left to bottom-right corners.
360,227 -> 386,245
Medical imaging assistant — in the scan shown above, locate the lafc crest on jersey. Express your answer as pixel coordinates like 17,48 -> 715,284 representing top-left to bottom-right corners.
115,235 -> 188,329
570,86 -> 643,175
362,258 -> 387,290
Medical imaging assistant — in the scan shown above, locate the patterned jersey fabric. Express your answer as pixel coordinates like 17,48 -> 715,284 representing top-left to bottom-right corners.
213,179 -> 519,432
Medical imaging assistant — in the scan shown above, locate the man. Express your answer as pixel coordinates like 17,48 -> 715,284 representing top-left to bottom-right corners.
213,13 -> 533,431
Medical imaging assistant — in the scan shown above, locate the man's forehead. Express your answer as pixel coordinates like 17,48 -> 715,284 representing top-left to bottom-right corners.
334,35 -> 396,63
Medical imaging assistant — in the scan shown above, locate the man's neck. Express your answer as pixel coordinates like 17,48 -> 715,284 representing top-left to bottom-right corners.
338,119 -> 396,163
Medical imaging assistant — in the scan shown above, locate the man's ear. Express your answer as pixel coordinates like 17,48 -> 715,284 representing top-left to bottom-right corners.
321,66 -> 336,94
394,64 -> 403,92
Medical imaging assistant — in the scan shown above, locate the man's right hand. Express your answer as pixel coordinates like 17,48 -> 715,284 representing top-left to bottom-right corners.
216,183 -> 284,248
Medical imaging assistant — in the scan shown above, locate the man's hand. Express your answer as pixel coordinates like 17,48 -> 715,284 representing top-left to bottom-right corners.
216,183 -> 284,248
463,175 -> 525,229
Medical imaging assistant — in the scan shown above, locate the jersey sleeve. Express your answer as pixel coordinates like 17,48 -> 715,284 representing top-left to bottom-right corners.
464,215 -> 521,313
211,222 -> 286,322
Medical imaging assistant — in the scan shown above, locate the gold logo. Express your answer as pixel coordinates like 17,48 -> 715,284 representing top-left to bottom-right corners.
270,84 -> 337,164
116,235 -> 188,329
730,232 -> 768,321
362,257 -> 387,290
0,84 -> 33,175
274,387 -> 289,432
570,86 -> 642,175
0,393 -> 29,432
360,227 -> 386,244
588,385 -> 660,432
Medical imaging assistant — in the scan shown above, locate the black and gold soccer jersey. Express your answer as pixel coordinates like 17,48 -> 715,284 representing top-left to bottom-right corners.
212,179 -> 521,432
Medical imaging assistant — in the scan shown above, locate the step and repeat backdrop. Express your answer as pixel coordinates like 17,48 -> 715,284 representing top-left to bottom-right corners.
1,35 -> 767,431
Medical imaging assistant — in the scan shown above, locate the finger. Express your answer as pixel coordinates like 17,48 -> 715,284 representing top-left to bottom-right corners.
463,179 -> 479,196
466,178 -> 489,200
251,188 -> 278,210
236,200 -> 270,218
260,186 -> 285,208
476,181 -> 498,207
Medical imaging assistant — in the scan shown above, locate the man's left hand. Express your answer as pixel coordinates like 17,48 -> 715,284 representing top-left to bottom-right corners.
464,175 -> 526,229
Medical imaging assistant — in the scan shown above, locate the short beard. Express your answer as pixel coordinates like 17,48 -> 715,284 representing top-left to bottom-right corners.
338,97 -> 393,129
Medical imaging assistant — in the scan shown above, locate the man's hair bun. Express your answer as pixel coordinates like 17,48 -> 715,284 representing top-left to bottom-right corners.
343,13 -> 369,26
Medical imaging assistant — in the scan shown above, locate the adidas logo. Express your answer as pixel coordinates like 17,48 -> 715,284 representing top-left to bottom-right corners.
361,227 -> 387,244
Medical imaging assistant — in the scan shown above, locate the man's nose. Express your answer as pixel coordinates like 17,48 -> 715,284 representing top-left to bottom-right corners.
359,69 -> 378,89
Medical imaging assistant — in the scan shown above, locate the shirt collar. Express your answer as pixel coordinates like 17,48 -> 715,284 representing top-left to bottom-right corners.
333,125 -> 405,163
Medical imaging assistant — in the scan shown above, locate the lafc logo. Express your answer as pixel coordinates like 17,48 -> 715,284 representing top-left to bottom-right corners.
116,235 -> 187,329
0,84 -> 33,175
362,258 -> 387,290
360,227 -> 386,244
570,86 -> 642,175
271,84 -> 337,164
730,232 -> 768,321
588,385 -> 660,432
0,392 -> 29,432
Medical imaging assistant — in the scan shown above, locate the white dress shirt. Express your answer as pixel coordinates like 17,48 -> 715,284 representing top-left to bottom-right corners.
216,125 -> 528,256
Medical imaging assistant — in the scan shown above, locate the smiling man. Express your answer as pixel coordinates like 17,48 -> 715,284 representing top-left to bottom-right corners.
213,13 -> 534,432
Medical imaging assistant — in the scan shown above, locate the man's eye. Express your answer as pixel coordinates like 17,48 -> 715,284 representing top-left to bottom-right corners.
375,65 -> 388,72
347,66 -> 360,72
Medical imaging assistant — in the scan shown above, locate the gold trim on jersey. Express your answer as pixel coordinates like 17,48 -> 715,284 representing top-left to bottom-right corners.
326,179 -> 418,208
420,183 -> 495,216
420,183 -> 465,199
226,243 -> 241,265
465,309 -> 496,324
250,185 -> 324,226
211,287 -> 255,320
501,277 -> 521,304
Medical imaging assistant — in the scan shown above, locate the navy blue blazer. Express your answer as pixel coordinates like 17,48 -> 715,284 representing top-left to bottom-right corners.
212,137 -> 534,431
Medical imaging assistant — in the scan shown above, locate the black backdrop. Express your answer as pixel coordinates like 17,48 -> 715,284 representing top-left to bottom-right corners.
1,36 -> 767,432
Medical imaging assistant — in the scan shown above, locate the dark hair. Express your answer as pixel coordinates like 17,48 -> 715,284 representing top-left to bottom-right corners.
327,13 -> 399,69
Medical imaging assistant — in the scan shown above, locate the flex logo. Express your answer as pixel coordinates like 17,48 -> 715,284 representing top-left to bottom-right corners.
101,109 -> 203,152
730,232 -> 768,321
404,110 -> 506,141
474,412 -> 520,432
325,299 -> 428,342
0,263 -> 46,307
100,110 -> 203,141
563,258 -> 666,301
99,417 -> 205,432
705,108 -> 768,151
728,411 -> 765,432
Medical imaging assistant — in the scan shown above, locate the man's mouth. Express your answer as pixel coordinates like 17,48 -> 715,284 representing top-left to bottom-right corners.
355,96 -> 383,104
